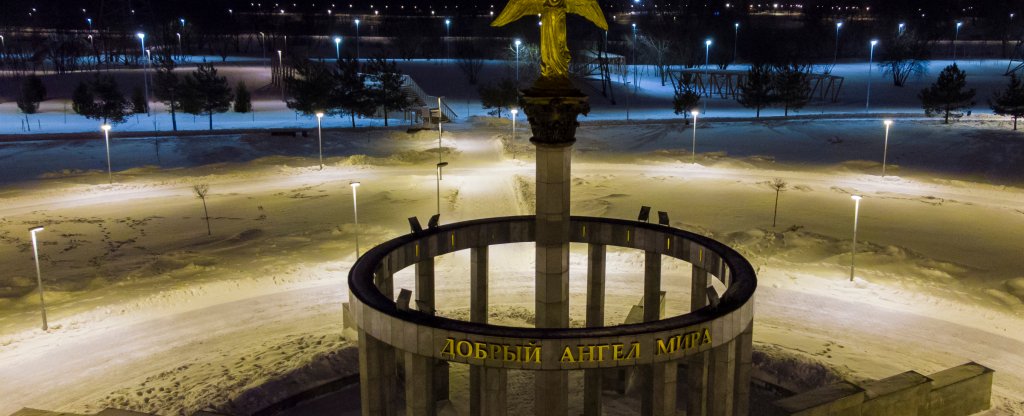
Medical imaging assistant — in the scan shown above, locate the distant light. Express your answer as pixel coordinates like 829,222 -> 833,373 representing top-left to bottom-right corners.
884,119 -> 893,126
705,39 -> 712,46
851,195 -> 862,201
101,124 -> 111,131
316,112 -> 324,118
511,108 -> 518,115
836,22 -> 843,28
334,37 -> 342,44
870,39 -> 878,46
690,110 -> 699,116
515,39 -> 521,46
350,181 -> 361,188
137,32 -> 145,40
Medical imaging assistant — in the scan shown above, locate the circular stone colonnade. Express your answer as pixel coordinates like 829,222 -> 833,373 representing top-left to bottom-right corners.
348,215 -> 756,416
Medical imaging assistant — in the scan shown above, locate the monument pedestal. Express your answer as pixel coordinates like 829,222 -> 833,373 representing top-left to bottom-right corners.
522,84 -> 589,416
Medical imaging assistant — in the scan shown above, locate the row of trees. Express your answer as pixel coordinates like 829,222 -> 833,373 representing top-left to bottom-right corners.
284,57 -> 413,127
63,60 -> 246,130
683,64 -> 813,118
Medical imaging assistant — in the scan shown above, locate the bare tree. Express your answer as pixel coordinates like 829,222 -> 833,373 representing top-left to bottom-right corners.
456,42 -> 486,85
193,184 -> 212,235
769,178 -> 788,228
879,32 -> 930,87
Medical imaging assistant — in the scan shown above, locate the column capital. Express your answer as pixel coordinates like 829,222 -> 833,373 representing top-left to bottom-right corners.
521,86 -> 590,147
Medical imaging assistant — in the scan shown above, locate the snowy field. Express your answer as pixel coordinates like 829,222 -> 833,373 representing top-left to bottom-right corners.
0,58 -> 1023,415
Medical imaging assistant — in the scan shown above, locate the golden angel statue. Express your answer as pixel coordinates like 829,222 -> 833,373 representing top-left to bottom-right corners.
492,0 -> 609,85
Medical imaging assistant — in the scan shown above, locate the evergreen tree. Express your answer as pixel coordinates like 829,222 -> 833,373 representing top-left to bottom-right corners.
17,75 -> 47,116
671,74 -> 701,125
71,80 -> 94,115
773,64 -> 810,117
478,78 -> 519,118
130,86 -> 148,114
330,58 -> 376,128
918,63 -> 976,124
367,58 -> 413,127
181,63 -> 234,130
71,74 -> 130,125
285,59 -> 335,115
737,64 -> 775,118
234,81 -> 252,113
990,73 -> 1024,131
153,56 -> 182,131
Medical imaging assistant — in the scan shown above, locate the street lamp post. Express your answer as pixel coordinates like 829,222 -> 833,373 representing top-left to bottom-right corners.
143,49 -> 151,114
866,40 -> 878,112
437,96 -> 444,165
176,33 -> 182,56
514,39 -> 521,84
316,112 -> 324,170
898,23 -> 905,36
631,23 -> 638,92
87,18 -> 92,30
690,110 -> 699,164
101,124 -> 112,184
833,22 -> 843,71
355,19 -> 361,62
704,39 -> 712,114
259,32 -> 267,68
350,181 -> 361,257
30,226 -> 47,331
510,108 -> 518,159
953,21 -> 963,61
436,162 -> 448,216
733,23 -> 739,63
445,19 -> 451,62
277,50 -> 284,100
334,37 -> 342,60
850,195 -> 862,282
137,32 -> 145,56
882,120 -> 893,176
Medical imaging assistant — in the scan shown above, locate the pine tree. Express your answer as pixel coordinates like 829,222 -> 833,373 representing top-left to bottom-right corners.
17,75 -> 47,116
330,58 -> 376,128
181,63 -> 234,130
72,74 -> 130,125
285,59 -> 335,116
367,58 -> 413,127
130,86 -> 148,114
737,64 -> 775,118
990,73 -> 1024,131
234,81 -> 252,113
918,63 -> 976,124
478,78 -> 519,118
671,74 -> 701,125
773,64 -> 810,117
153,56 -> 181,131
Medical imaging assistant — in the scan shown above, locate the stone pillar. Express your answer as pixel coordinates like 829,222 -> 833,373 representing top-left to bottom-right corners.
375,263 -> 394,300
406,352 -> 436,416
707,340 -> 737,416
416,258 -> 435,315
470,247 -> 489,416
523,84 -> 589,416
641,251 -> 663,416
733,323 -> 753,416
584,243 -> 606,416
360,330 -> 397,416
653,361 -> 679,416
687,266 -> 710,416
482,366 -> 508,416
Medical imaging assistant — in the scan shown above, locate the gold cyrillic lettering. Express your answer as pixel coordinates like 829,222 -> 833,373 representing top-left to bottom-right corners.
525,343 -> 541,363
578,345 -> 596,362
456,340 -> 472,357
626,342 -> 640,359
440,338 -> 455,358
560,346 -> 576,362
702,328 -> 712,345
474,342 -> 487,359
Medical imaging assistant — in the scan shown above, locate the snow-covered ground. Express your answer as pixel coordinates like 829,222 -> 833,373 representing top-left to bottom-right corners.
1,58 -> 1021,135
0,59 -> 1023,415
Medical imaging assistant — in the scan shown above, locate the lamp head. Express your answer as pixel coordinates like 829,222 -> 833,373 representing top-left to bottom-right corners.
870,40 -> 878,46
884,119 -> 893,126
690,110 -> 699,117
515,39 -> 521,46
316,112 -> 324,118
137,32 -> 145,40
836,22 -> 843,28
705,39 -> 712,46
445,19 -> 450,25
511,108 -> 518,115
101,124 -> 111,132
851,195 -> 862,201
334,37 -> 341,44
355,18 -> 360,24
735,23 -> 739,29
898,23 -> 905,28
30,226 -> 44,233
350,181 -> 361,188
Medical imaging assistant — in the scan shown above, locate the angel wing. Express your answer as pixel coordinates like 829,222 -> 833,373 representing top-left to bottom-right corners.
491,0 -> 546,27
567,0 -> 609,31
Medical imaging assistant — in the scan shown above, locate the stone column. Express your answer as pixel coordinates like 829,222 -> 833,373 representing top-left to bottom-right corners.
416,258 -> 435,315
641,251 -> 662,416
584,243 -> 606,416
360,330 -> 397,416
733,323 -> 753,416
482,366 -> 508,416
470,246 -> 489,416
523,84 -> 589,416
686,266 -> 710,416
653,361 -> 679,416
406,351 -> 436,416
707,340 -> 737,416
